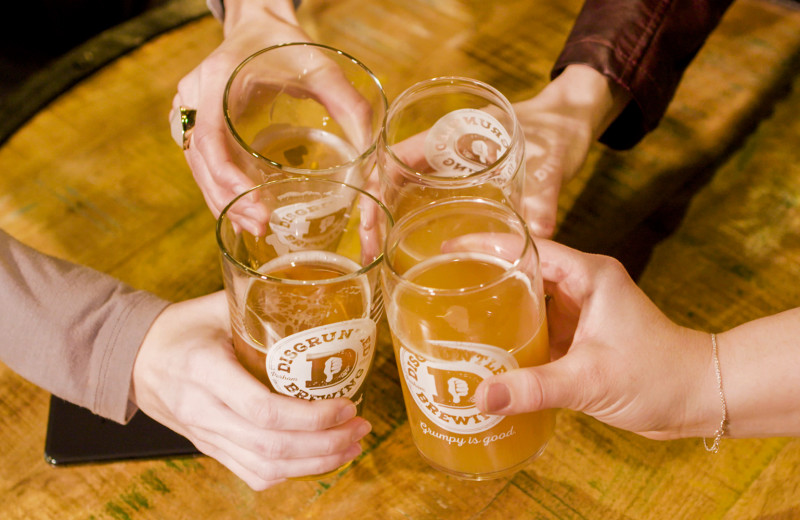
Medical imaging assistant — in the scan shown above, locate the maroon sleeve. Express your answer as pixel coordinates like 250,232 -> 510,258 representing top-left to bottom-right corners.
0,229 -> 170,423
552,0 -> 735,149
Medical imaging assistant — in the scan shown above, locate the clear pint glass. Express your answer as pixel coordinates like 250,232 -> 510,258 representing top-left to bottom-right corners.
381,198 -> 553,480
224,43 -> 386,189
217,178 -> 392,479
378,77 -> 524,218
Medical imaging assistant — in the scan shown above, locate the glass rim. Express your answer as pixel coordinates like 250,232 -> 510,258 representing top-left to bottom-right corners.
380,76 -> 521,184
217,177 -> 394,285
223,42 -> 388,176
383,197 -> 538,295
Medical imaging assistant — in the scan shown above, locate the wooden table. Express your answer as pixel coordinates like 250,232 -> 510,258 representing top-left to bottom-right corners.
2,0 -> 800,518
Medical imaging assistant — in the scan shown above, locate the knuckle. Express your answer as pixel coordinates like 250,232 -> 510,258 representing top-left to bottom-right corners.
597,255 -> 628,279
171,394 -> 203,427
304,407 -> 329,431
533,219 -> 556,238
250,398 -> 281,428
258,433 -> 287,460
517,370 -> 546,411
318,433 -> 342,456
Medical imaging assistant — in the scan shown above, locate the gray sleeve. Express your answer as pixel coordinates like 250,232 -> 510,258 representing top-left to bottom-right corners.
0,229 -> 170,423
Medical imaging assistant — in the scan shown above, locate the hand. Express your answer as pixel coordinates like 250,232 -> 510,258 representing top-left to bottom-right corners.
172,1 -> 312,218
514,65 -> 631,237
174,1 -> 382,220
474,238 -> 721,441
132,292 -> 371,490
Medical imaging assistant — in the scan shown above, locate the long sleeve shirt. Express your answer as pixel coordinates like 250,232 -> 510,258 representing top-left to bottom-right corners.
552,0 -> 736,149
0,229 -> 169,423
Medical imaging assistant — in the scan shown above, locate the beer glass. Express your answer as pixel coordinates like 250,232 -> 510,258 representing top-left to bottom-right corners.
217,178 -> 392,479
224,43 -> 386,189
378,77 -> 525,218
381,198 -> 553,480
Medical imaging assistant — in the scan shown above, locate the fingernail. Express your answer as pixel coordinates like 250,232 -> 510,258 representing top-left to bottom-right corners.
484,383 -> 511,413
352,420 -> 372,442
337,403 -> 357,424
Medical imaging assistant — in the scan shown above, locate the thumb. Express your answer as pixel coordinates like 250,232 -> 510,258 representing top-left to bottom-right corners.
475,359 -> 577,415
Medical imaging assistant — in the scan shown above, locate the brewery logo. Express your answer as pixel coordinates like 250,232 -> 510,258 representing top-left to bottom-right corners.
423,108 -> 514,183
265,318 -> 376,400
399,340 -> 519,435
266,194 -> 351,255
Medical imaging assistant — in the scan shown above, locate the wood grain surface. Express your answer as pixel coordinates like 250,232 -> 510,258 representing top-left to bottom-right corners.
1,0 -> 799,518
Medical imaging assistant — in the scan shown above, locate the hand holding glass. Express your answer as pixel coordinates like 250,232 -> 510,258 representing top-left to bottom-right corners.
381,197 -> 554,480
378,77 -> 525,219
224,43 -> 386,189
217,178 -> 392,479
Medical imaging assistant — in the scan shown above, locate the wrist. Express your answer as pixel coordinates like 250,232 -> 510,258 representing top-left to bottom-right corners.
221,0 -> 299,35
547,64 -> 631,140
670,328 -> 728,440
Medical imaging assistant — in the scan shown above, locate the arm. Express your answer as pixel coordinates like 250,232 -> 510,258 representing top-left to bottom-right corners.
553,0 -> 736,150
515,64 -> 631,237
0,229 -> 167,423
517,0 -> 734,236
475,239 -> 800,441
0,229 -> 370,489
714,311 -> 800,438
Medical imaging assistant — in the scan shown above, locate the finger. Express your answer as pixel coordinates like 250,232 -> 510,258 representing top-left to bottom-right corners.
530,237 -> 590,287
188,127 -> 256,217
205,351 -> 359,432
521,139 -> 564,238
192,439 -> 285,491
216,182 -> 271,237
310,64 -> 378,154
191,413 -> 372,463
475,358 -> 581,415
358,192 -> 385,264
193,427 -> 363,482
386,130 -> 430,171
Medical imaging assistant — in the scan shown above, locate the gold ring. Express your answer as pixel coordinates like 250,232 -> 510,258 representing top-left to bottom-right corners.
169,106 -> 197,150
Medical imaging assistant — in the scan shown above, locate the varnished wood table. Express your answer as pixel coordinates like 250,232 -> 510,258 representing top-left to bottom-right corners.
2,0 -> 800,518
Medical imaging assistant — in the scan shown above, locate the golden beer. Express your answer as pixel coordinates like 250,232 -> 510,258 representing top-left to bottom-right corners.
232,250 -> 373,408
382,197 -> 552,480
389,253 -> 553,479
218,178 -> 392,480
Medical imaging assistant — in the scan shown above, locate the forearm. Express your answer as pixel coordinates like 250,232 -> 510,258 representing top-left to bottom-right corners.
0,230 -> 168,423
716,308 -> 800,438
539,64 -> 632,142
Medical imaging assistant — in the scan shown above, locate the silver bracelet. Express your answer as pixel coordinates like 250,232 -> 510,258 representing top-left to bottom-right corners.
703,333 -> 728,453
